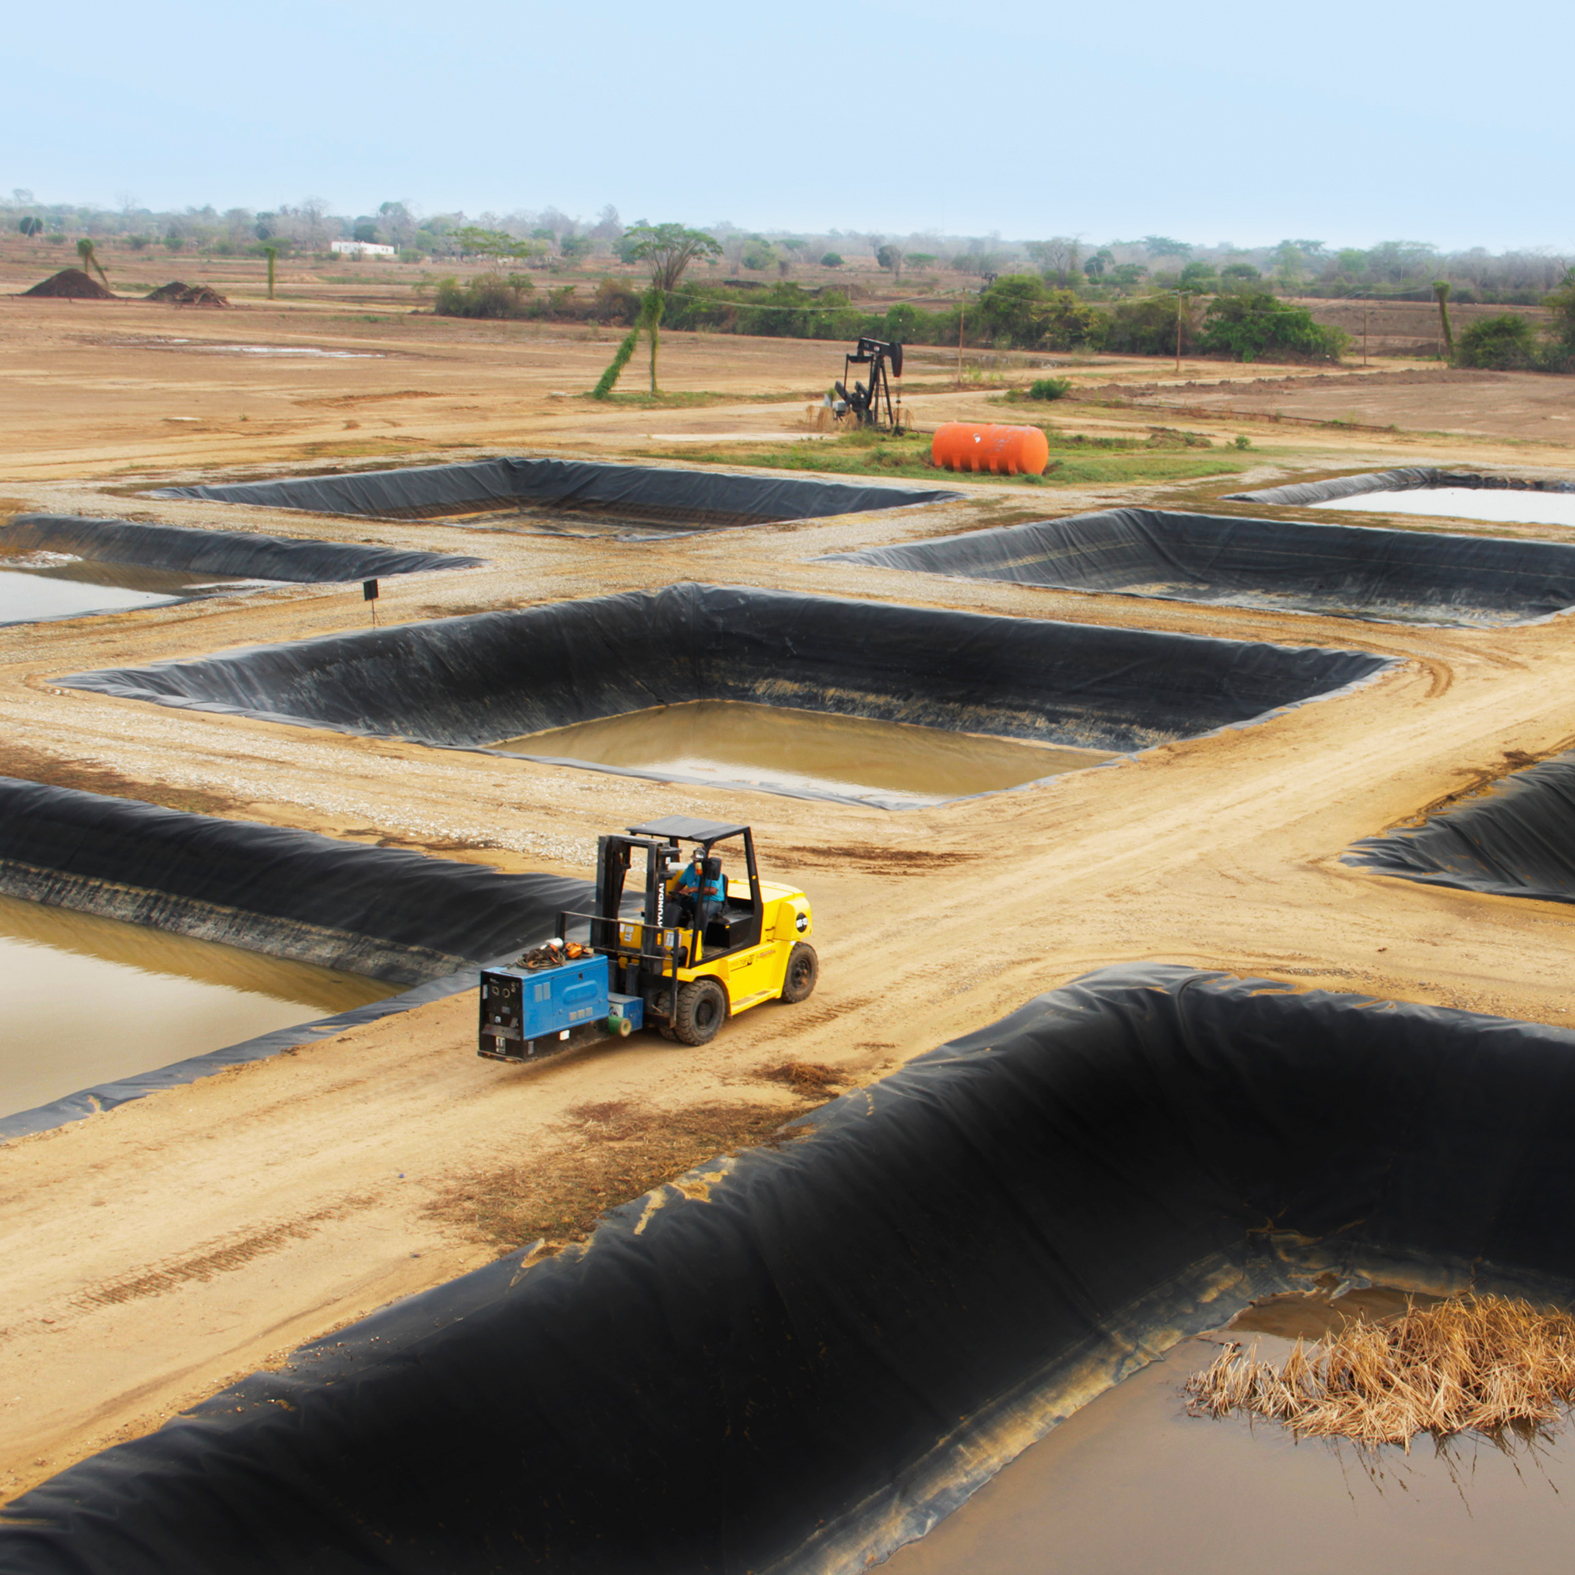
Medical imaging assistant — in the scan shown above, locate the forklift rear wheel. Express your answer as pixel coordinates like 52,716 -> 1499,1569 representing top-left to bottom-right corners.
780,942 -> 819,1003
673,978 -> 728,1046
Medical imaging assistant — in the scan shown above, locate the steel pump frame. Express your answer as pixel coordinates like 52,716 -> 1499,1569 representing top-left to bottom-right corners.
834,336 -> 905,432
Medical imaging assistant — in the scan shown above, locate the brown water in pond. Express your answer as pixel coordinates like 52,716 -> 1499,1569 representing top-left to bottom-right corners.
884,1306 -> 1570,1574
0,894 -> 394,1119
494,700 -> 1117,806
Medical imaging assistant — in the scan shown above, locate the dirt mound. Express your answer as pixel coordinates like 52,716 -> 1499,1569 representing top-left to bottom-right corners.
21,269 -> 113,300
146,281 -> 231,307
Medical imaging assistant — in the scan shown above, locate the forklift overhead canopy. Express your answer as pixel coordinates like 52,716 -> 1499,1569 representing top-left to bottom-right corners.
627,816 -> 750,844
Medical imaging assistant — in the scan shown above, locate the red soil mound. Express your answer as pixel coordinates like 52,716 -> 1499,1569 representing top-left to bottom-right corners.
21,269 -> 113,300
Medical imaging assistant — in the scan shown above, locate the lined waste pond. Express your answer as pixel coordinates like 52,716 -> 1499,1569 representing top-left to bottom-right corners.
0,560 -> 272,625
494,700 -> 1118,806
884,1327 -> 1574,1575
0,894 -> 393,1119
1312,485 -> 1575,529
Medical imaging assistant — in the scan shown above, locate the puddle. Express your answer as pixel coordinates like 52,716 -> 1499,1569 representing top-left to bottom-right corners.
493,700 -> 1118,806
0,556 -> 276,625
884,1331 -> 1573,1574
0,893 -> 393,1119
1314,486 -> 1575,529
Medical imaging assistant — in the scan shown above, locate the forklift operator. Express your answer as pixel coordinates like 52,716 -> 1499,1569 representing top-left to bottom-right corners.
671,848 -> 725,932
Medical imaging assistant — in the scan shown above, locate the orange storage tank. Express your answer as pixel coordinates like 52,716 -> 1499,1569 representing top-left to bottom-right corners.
931,422 -> 1050,477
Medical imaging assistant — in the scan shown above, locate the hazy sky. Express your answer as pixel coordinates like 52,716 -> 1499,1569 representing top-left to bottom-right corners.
8,0 -> 1568,251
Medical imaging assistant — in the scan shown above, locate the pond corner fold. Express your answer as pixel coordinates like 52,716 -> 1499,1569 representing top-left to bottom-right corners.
1346,748 -> 1575,905
5,965 -> 1575,1574
55,582 -> 1395,809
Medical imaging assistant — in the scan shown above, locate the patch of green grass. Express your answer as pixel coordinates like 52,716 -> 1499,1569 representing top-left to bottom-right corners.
636,429 -> 1254,487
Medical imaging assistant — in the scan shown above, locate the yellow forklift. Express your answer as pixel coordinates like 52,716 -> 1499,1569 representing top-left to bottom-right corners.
479,816 -> 817,1057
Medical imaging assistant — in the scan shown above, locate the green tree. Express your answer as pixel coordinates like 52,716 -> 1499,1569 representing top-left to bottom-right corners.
876,243 -> 904,281
622,223 -> 721,392
1198,292 -> 1346,362
1454,314 -> 1538,369
623,222 -> 722,292
1219,262 -> 1261,291
1178,260 -> 1219,293
453,227 -> 541,263
820,252 -> 844,268
975,275 -> 1100,349
1105,294 -> 1200,356
75,237 -> 109,286
1543,273 -> 1575,361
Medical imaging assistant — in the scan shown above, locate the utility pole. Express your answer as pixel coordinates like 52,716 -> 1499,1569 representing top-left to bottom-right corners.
1362,307 -> 1369,367
957,291 -> 966,384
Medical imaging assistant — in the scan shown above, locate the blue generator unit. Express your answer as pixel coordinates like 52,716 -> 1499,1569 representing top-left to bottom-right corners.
478,952 -> 643,1061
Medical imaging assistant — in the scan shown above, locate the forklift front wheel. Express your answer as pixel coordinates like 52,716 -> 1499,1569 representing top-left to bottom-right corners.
673,978 -> 728,1046
780,942 -> 819,1004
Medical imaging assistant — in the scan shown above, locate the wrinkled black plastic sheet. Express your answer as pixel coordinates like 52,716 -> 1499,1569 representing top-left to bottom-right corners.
0,778 -> 586,982
58,583 -> 1391,808
3,513 -> 482,582
0,779 -> 589,1133
1228,467 -> 1575,509
819,506 -> 1575,626
152,456 -> 960,532
6,965 -> 1575,1575
1347,750 -> 1575,903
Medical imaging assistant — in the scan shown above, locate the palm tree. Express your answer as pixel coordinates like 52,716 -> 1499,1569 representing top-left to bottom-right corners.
76,238 -> 110,288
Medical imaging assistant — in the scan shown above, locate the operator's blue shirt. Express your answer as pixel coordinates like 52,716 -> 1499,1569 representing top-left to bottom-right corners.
675,866 -> 724,901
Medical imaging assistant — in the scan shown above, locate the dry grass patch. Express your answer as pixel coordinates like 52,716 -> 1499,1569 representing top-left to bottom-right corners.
426,1098 -> 812,1252
1188,1294 -> 1575,1451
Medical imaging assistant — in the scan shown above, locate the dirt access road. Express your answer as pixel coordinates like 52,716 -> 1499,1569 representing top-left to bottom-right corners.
3,287 -> 1575,1499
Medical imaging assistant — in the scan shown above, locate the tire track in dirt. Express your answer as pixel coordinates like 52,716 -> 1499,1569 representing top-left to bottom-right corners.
71,1199 -> 368,1309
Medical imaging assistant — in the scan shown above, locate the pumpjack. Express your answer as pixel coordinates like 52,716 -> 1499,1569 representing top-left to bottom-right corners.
830,336 -> 905,431
478,816 -> 818,1059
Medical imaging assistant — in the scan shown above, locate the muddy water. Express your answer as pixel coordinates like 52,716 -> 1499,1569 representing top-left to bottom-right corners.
494,700 -> 1118,806
1315,485 -> 1575,529
0,557 -> 271,624
0,894 -> 394,1119
884,1325 -> 1571,1574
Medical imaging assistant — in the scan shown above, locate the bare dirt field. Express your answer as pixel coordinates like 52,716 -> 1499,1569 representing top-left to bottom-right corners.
3,250 -> 1575,1501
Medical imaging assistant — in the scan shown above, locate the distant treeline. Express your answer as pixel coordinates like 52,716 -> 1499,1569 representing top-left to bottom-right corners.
432,274 -> 1351,363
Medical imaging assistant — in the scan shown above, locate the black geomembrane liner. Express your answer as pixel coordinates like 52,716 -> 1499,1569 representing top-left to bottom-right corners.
1347,750 -> 1575,903
6,966 -> 1575,1573
56,583 -> 1392,807
1227,466 -> 1575,509
3,514 -> 482,582
152,455 -> 960,531
820,506 -> 1575,626
0,778 -> 589,1136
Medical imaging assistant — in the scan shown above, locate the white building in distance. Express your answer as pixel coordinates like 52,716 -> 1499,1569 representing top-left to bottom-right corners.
331,240 -> 397,259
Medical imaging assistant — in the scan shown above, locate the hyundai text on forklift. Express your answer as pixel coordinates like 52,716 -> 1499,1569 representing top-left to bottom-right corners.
478,817 -> 817,1059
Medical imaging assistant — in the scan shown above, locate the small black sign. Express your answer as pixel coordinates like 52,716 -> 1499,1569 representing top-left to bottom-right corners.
362,579 -> 379,601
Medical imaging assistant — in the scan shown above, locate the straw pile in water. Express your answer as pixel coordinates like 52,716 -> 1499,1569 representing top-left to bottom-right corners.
1186,1294 -> 1575,1451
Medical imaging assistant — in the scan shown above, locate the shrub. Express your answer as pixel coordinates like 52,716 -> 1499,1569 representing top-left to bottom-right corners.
820,252 -> 844,268
1198,292 -> 1346,362
974,275 -> 1101,350
1027,376 -> 1072,400
592,278 -> 642,325
1104,294 -> 1198,356
432,272 -> 535,319
1454,313 -> 1539,369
